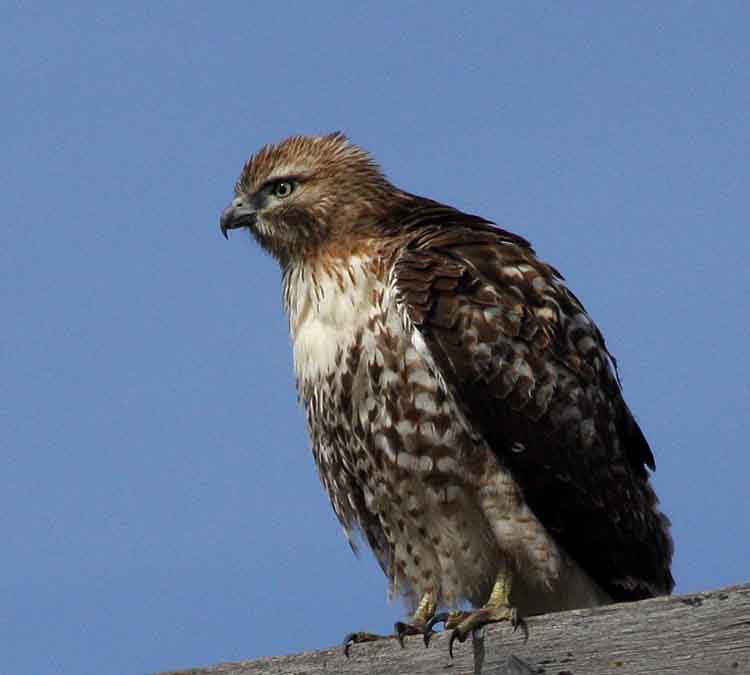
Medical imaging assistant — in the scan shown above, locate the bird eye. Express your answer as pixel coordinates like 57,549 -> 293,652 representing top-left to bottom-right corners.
272,181 -> 295,198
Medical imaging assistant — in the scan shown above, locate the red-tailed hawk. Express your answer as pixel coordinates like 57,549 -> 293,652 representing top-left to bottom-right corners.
220,133 -> 674,656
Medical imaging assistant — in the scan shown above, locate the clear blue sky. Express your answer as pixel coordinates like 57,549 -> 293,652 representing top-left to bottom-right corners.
3,3 -> 748,674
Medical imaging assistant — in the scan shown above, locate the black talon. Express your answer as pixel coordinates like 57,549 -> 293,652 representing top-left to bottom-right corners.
342,633 -> 355,658
448,627 -> 468,659
423,611 -> 450,647
425,611 -> 450,632
341,630 -> 390,657
511,611 -> 529,642
394,622 -> 407,648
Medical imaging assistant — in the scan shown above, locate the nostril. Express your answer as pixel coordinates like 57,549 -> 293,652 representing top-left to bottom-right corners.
232,197 -> 245,208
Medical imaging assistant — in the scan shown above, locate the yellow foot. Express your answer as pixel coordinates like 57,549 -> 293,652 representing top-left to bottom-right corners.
425,606 -> 526,657
343,619 -> 434,655
343,592 -> 437,656
342,631 -> 389,657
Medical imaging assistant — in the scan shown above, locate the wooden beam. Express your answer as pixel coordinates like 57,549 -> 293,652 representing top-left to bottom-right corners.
155,583 -> 750,675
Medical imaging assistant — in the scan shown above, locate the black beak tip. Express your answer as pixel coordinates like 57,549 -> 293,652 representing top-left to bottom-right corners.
220,206 -> 233,239
220,203 -> 257,239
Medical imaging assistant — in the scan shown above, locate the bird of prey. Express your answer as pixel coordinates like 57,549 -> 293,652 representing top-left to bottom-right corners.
220,133 -> 674,656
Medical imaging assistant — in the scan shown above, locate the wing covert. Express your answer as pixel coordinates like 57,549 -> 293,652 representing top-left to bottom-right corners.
391,205 -> 674,600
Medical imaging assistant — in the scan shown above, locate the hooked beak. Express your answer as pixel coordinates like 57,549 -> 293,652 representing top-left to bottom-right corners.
220,198 -> 257,239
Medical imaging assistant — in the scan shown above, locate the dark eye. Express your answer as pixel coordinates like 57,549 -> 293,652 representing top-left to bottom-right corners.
272,181 -> 295,198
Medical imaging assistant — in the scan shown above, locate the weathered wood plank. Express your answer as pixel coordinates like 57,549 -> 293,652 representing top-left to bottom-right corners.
155,584 -> 750,675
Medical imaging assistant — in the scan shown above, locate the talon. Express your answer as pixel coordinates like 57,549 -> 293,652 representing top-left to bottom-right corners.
341,630 -> 386,657
512,612 -> 529,642
395,625 -> 405,649
448,627 -> 467,659
423,611 -> 450,647
395,620 -> 430,648
342,633 -> 355,658
394,622 -> 407,649
426,611 -> 450,632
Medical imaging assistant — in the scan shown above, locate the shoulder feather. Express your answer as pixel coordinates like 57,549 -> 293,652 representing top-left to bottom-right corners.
390,196 -> 674,600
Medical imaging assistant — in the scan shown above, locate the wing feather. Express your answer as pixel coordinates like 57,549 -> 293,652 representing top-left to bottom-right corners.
391,198 -> 674,600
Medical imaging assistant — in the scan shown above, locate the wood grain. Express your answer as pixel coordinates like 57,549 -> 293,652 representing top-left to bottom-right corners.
154,584 -> 750,675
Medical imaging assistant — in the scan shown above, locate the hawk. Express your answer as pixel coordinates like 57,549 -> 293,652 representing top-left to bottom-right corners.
220,133 -> 674,655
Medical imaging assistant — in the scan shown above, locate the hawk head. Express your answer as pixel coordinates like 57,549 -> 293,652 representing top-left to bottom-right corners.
220,132 -> 394,265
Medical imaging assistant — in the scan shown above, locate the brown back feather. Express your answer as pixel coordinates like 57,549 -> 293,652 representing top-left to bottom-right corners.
391,196 -> 674,600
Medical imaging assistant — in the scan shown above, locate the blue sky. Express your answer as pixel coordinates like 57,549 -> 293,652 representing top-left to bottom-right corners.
2,3 -> 748,674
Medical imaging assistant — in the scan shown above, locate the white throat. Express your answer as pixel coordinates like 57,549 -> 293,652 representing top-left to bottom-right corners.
283,256 -> 380,385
